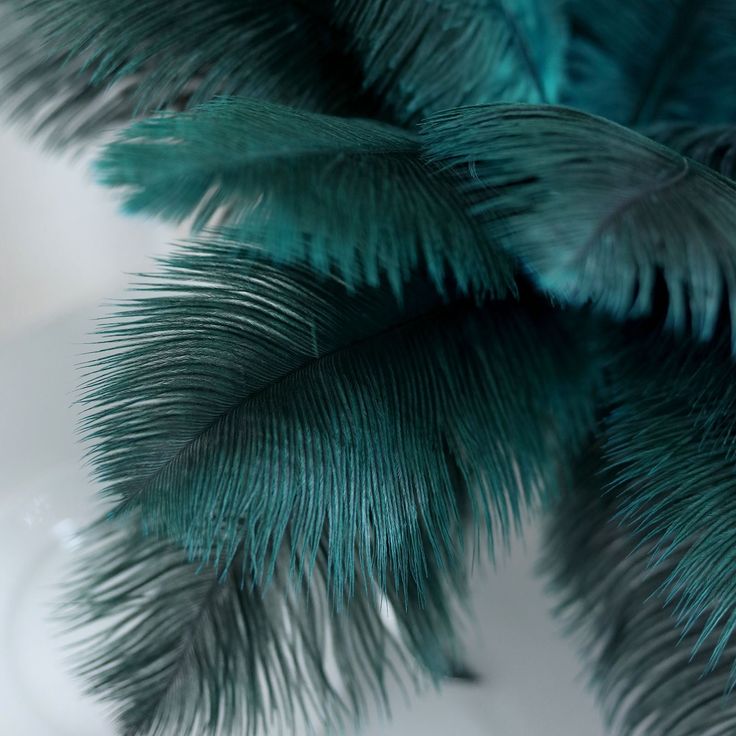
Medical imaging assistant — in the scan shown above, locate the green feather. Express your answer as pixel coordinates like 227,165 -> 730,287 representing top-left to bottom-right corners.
0,0 -> 568,145
644,122 -> 736,180
62,512 -> 465,736
95,97 -> 513,298
601,326 -> 736,686
423,103 -> 736,350
562,0 -> 736,126
332,0 -> 567,123
80,239 -> 597,601
0,0 -> 370,146
543,447 -> 736,736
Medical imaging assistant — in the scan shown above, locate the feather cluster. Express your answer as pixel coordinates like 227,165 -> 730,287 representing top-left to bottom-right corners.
4,0 -> 736,733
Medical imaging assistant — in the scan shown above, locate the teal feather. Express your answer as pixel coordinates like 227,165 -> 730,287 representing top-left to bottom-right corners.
0,0 -> 371,146
644,123 -> 736,180
601,327 -> 736,687
543,447 -> 736,736
95,97 -> 512,298
80,239 -> 597,601
62,512 -> 465,736
0,0 -> 568,145
332,0 -> 568,122
423,103 -> 736,351
563,0 -> 736,126
10,1 -> 736,731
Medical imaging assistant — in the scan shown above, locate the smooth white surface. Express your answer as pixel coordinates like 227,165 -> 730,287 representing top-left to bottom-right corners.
0,127 -> 608,735
0,127 -> 170,340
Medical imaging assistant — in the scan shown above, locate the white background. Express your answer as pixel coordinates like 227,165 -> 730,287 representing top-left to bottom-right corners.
0,124 -> 607,736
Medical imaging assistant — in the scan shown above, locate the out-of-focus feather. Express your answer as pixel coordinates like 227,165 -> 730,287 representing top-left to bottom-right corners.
601,327 -> 736,687
424,104 -> 736,351
62,513 -> 465,736
333,0 -> 568,123
644,123 -> 736,180
543,446 -> 736,736
0,0 -> 569,145
0,0 -> 370,146
563,0 -> 736,126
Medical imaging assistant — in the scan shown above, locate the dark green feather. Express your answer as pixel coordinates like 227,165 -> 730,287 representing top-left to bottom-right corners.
0,0 -> 370,146
62,512 -> 465,736
563,0 -> 736,126
332,0 -> 567,123
644,123 -> 736,180
423,104 -> 736,351
601,327 -> 736,686
1,0 -> 568,145
95,97 -> 513,297
80,239 -> 597,601
543,447 -> 736,736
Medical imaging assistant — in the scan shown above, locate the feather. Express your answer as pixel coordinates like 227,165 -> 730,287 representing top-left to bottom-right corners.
423,104 -> 736,351
332,0 -> 568,123
96,97 -> 513,297
600,326 -> 736,687
80,238 -> 598,601
62,512 -> 465,736
644,122 -> 736,180
0,0 -> 569,145
543,447 -> 736,736
563,0 -> 736,126
0,0 -> 370,147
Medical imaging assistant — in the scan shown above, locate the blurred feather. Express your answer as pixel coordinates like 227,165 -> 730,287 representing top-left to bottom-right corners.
543,447 -> 736,736
644,122 -> 736,179
0,0 -> 371,147
563,0 -> 736,126
96,97 -> 513,297
80,238 -> 597,602
63,512 -> 466,736
600,326 -> 736,688
424,104 -> 736,351
333,0 -> 568,123
0,0 -> 570,146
